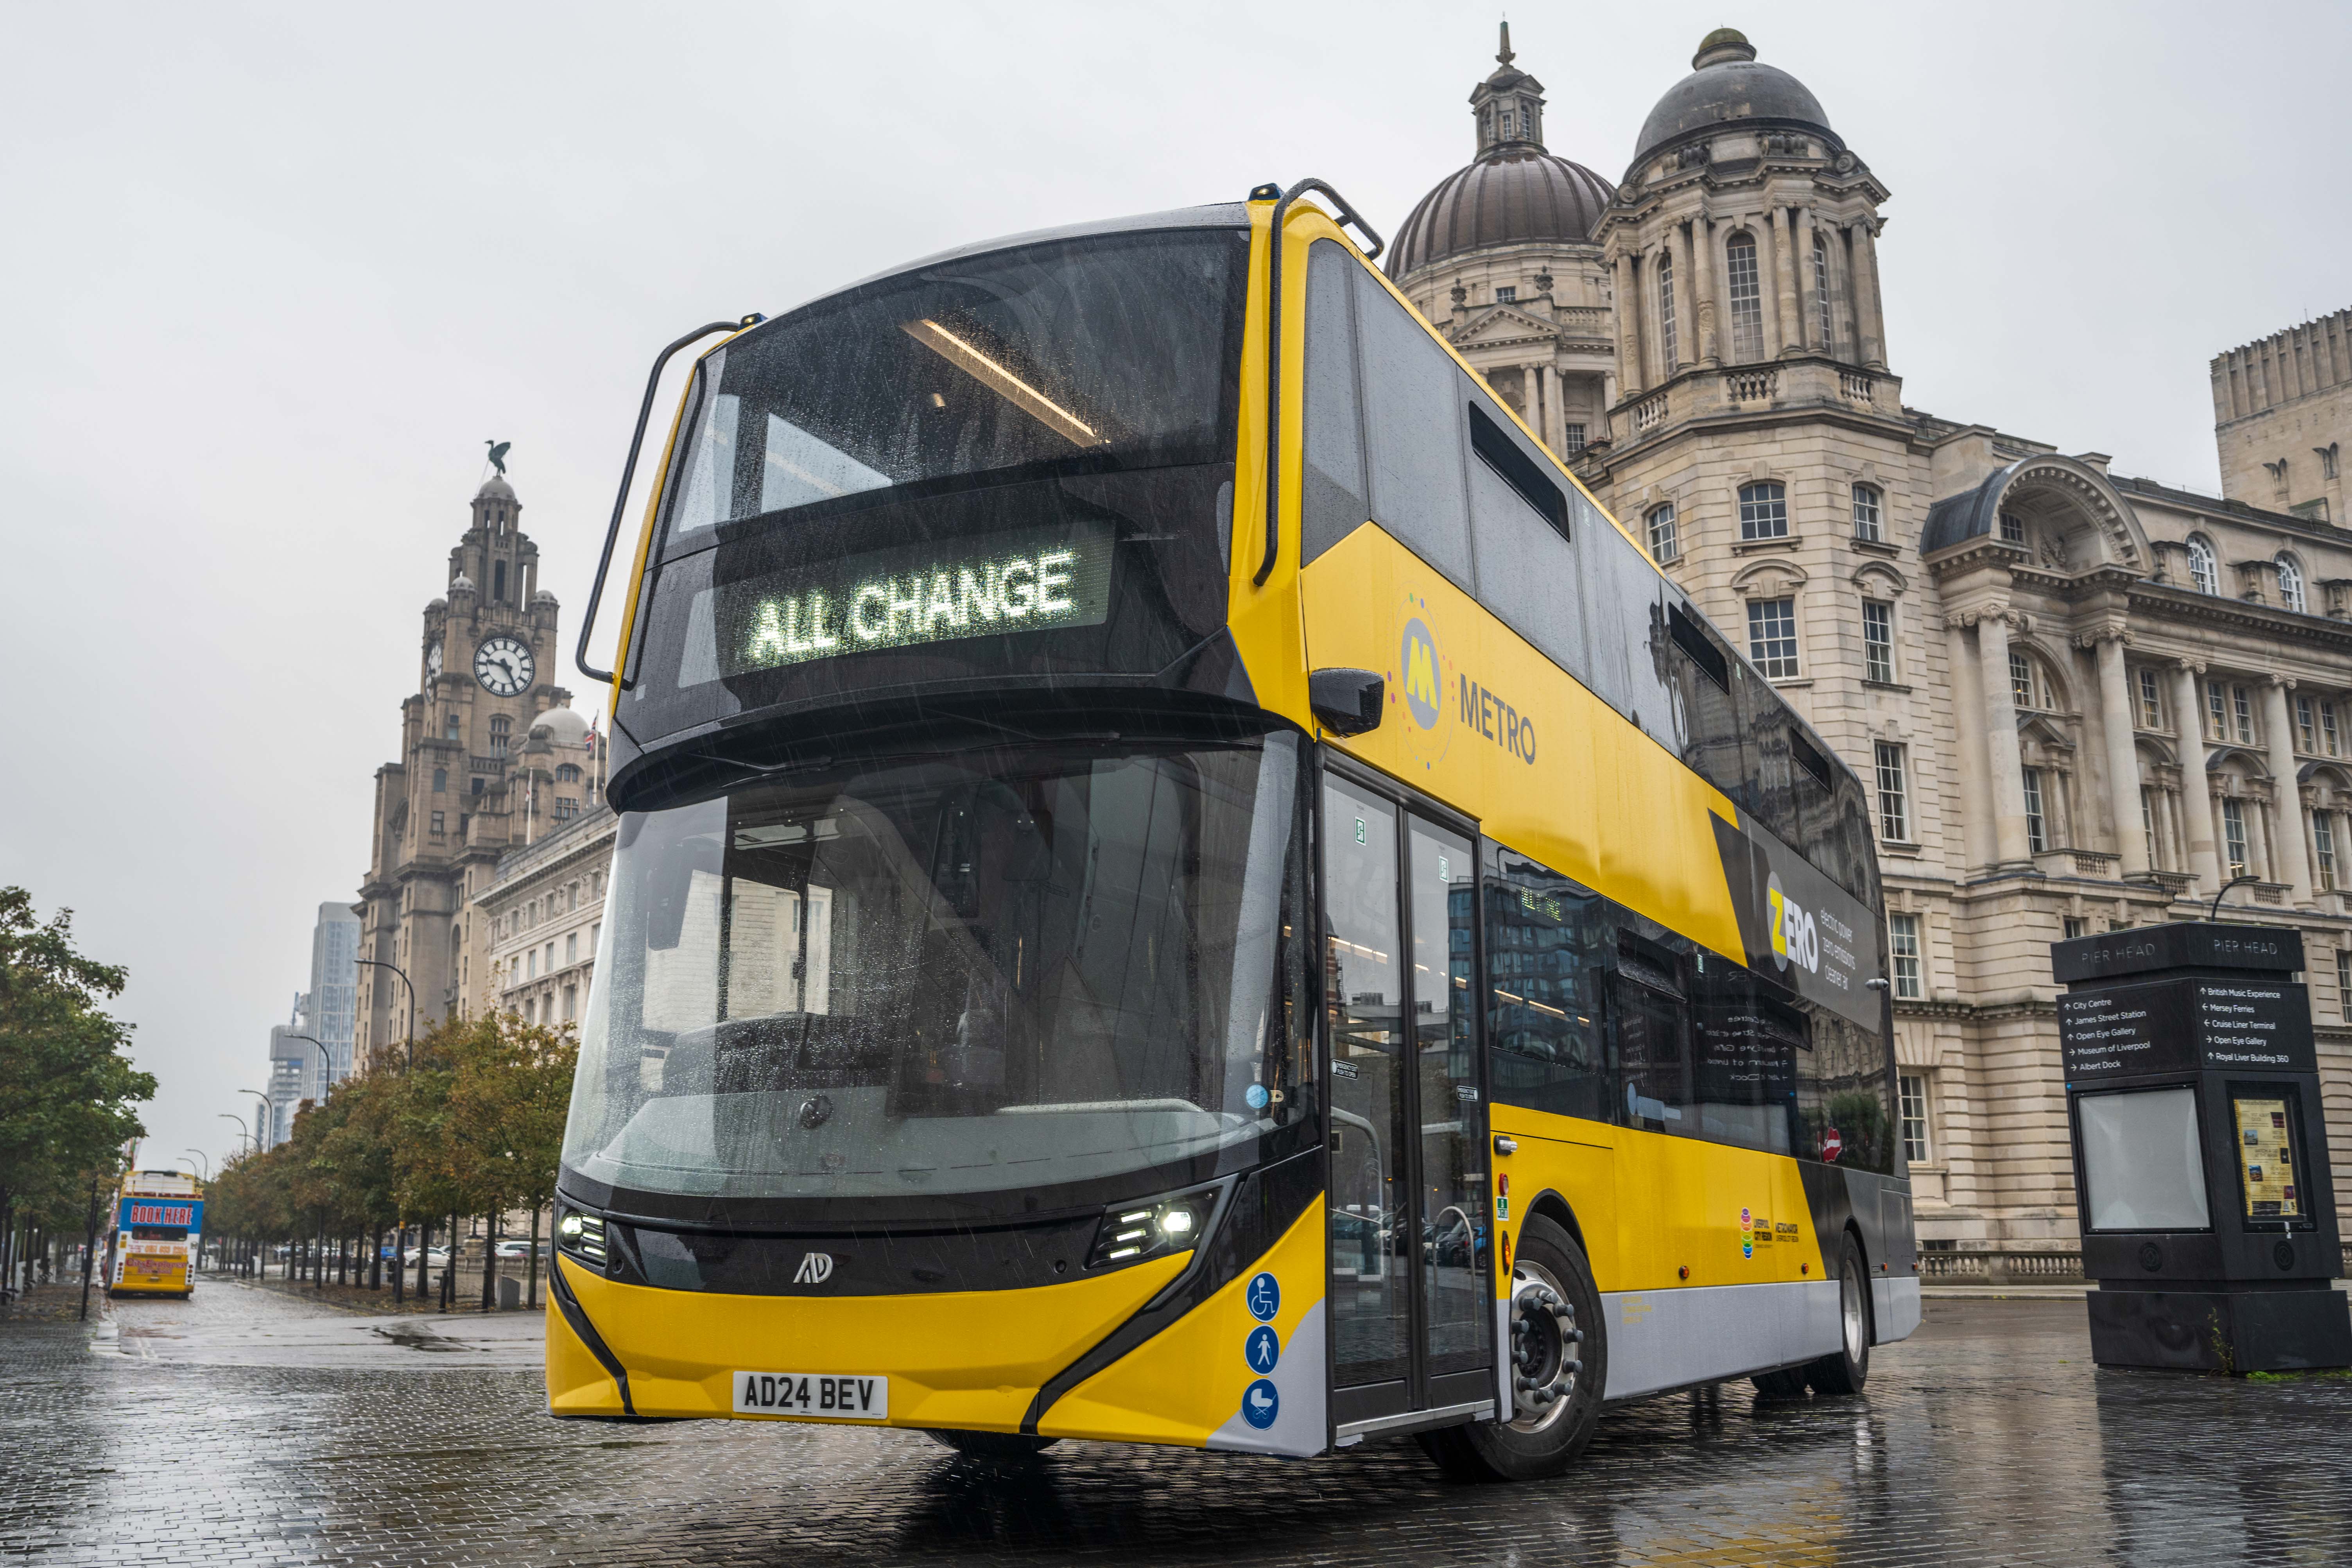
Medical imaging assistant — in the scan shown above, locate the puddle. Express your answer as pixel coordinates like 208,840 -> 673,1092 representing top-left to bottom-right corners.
372,1323 -> 481,1353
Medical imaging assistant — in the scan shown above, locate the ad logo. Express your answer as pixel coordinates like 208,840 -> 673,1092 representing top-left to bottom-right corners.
1766,871 -> 1819,975
792,1252 -> 835,1285
1400,618 -> 1441,730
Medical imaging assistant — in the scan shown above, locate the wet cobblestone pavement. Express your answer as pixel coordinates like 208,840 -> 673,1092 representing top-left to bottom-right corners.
5,1280 -> 2352,1565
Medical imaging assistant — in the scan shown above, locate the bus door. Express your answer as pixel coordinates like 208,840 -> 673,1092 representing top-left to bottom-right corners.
1320,766 -> 1493,1435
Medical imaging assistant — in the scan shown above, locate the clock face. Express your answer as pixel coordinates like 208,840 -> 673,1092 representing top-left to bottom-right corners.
425,641 -> 443,683
473,634 -> 534,697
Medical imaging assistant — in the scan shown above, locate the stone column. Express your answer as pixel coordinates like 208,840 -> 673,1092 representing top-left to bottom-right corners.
1947,616 -> 1997,871
1536,364 -> 1558,451
2086,629 -> 2150,876
1770,208 -> 1802,358
1614,251 -> 1644,398
2170,659 -> 2221,893
1970,607 -> 2035,868
1690,216 -> 1721,367
2262,676 -> 2315,903
1850,220 -> 1888,371
1670,229 -> 1697,375
1793,208 -> 1820,353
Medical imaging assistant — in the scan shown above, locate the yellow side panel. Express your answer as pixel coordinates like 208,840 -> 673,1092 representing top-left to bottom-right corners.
1489,1104 -> 1829,1294
1300,523 -> 1747,964
563,1252 -> 1186,1432
1041,1196 -> 1324,1448
545,1291 -> 624,1416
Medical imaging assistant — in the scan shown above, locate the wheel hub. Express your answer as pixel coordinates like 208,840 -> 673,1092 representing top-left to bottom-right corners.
1509,1274 -> 1583,1426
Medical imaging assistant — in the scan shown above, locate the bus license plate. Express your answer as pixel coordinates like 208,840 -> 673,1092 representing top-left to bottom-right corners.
732,1371 -> 889,1421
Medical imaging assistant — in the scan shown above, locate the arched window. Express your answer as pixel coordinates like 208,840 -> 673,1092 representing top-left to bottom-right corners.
1725,233 -> 1764,360
431,767 -> 447,793
2277,553 -> 2307,613
556,763 -> 581,784
1738,482 -> 1788,540
1851,483 -> 1883,542
1656,250 -> 1678,370
1812,230 -> 1833,347
2187,534 -> 2220,595
2009,649 -> 2060,711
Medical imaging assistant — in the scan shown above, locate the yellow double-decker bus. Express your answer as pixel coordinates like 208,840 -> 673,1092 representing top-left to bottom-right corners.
548,182 -> 1917,1478
108,1169 -> 203,1299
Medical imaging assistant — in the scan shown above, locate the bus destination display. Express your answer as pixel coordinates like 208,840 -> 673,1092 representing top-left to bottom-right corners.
685,520 -> 1115,681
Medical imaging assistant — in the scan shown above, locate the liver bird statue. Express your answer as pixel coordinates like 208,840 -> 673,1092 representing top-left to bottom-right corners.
485,439 -> 511,477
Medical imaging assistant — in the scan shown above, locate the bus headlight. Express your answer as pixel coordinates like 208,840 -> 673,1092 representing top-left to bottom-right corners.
1086,1188 -> 1217,1271
556,1209 -> 608,1267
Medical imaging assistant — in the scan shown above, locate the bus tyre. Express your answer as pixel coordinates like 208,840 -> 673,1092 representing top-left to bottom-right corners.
1416,1215 -> 1604,1483
1750,1367 -> 1809,1400
922,1429 -> 1059,1462
1803,1232 -> 1872,1396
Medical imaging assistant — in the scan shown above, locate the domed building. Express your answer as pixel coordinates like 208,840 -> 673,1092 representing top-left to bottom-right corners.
1389,25 -> 1622,458
1383,27 -> 2352,1264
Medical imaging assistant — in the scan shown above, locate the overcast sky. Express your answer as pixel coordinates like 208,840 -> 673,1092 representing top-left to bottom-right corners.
4,1 -> 2346,1176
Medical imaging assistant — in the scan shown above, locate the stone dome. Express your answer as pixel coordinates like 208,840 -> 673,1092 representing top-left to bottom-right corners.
476,474 -> 517,502
1633,29 -> 1837,165
529,706 -> 591,746
451,572 -> 476,594
1389,149 -> 1615,278
426,596 -> 448,613
531,588 -> 558,606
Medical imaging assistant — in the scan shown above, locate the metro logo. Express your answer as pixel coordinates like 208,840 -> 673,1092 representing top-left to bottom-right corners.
1400,618 -> 1441,729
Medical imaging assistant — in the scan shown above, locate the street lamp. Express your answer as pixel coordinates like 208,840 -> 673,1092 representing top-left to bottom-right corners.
2210,872 -> 2262,923
355,958 -> 418,1069
282,1034 -> 335,1099
240,1089 -> 272,1151
182,1150 -> 210,1180
218,1113 -> 252,1154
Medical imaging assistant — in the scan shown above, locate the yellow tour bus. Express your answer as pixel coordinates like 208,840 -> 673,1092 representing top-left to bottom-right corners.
109,1168 -> 204,1299
548,181 -> 1918,1478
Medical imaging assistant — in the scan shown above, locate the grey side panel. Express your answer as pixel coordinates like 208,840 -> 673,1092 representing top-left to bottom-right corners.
1600,1281 -> 1843,1400
1873,1277 -> 1922,1344
1205,1298 -> 1328,1457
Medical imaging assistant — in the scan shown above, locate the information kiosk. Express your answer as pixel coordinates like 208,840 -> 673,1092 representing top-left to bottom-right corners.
2052,923 -> 2349,1372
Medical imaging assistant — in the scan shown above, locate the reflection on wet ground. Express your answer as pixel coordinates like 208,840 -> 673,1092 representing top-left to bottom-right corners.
4,1282 -> 2350,1564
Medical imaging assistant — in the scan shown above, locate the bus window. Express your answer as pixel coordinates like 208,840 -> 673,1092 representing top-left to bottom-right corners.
1465,388 -> 1589,684
1301,240 -> 1369,567
1798,1011 -> 1897,1173
1322,774 -> 1410,1390
1612,931 -> 1692,1131
1692,959 -> 1798,1155
1482,851 -> 1606,1121
1351,267 -> 1474,593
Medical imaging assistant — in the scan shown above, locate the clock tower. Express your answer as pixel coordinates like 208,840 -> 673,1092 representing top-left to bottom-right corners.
353,471 -> 575,1067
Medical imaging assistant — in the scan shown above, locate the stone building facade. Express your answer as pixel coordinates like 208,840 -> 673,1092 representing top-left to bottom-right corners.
2212,308 -> 2351,527
1392,27 -> 2352,1246
353,476 -> 600,1068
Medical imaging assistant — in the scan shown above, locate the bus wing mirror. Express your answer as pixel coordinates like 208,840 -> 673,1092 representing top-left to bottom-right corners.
1310,668 -> 1385,737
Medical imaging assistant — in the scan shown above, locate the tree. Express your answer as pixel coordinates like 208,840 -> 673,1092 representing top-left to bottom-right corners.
0,889 -> 153,1294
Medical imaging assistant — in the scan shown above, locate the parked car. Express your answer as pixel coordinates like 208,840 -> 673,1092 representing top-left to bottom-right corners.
387,1246 -> 452,1268
492,1239 -> 535,1260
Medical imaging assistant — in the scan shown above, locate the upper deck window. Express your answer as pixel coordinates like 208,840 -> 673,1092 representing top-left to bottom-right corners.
660,229 -> 1248,549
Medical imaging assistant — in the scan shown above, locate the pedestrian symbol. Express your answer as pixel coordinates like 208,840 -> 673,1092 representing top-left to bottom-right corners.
1245,1324 -> 1280,1374
1245,1271 -> 1280,1322
1242,1378 -> 1280,1430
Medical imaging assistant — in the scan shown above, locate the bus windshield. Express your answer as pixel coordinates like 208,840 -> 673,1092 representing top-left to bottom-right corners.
659,225 -> 1249,548
562,731 -> 1310,1215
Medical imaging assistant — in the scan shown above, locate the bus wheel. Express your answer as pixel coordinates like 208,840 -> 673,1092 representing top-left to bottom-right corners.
922,1429 -> 1059,1462
1416,1214 -> 1604,1482
1803,1232 -> 1872,1396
